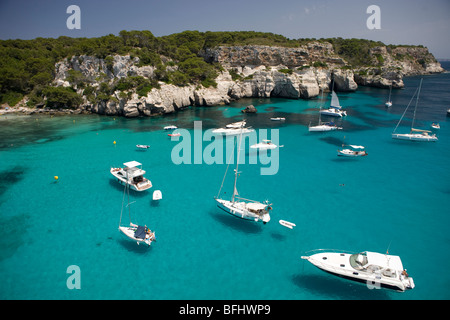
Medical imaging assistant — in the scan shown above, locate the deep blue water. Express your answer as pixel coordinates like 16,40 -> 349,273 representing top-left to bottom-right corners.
1,65 -> 449,300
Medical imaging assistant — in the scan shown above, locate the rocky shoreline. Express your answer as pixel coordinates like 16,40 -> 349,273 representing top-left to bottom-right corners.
1,42 -> 444,117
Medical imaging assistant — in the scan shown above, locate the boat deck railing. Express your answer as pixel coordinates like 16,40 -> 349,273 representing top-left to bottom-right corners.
302,248 -> 357,256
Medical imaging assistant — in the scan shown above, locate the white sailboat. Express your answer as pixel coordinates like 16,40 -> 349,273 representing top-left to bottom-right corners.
392,79 -> 438,142
320,90 -> 347,118
215,127 -> 272,224
301,249 -> 415,292
118,176 -> 156,246
385,84 -> 393,107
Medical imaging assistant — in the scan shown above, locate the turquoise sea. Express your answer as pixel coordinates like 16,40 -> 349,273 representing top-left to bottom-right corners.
1,65 -> 450,300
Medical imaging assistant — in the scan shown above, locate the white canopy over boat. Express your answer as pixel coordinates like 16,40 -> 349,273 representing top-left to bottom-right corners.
110,161 -> 152,191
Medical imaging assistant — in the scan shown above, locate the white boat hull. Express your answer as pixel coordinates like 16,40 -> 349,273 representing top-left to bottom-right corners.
320,109 -> 347,118
337,149 -> 368,157
212,128 -> 254,136
152,190 -> 162,200
250,143 -> 277,150
309,125 -> 341,132
118,226 -> 155,246
385,102 -> 392,107
301,251 -> 415,292
110,168 -> 152,191
392,133 -> 438,142
215,198 -> 270,224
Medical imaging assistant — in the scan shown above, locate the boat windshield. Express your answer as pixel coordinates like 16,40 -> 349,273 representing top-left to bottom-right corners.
350,253 -> 368,270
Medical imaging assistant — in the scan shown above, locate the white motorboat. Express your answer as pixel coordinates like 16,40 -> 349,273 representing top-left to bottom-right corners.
215,127 -> 271,224
337,145 -> 367,157
392,79 -> 438,142
447,108 -> 450,116
301,250 -> 415,292
118,182 -> 155,246
250,140 -> 277,150
309,123 -> 342,132
226,120 -> 246,128
110,161 -> 152,192
212,127 -> 254,136
136,144 -> 150,149
164,125 -> 177,130
320,91 -> 347,118
270,117 -> 286,121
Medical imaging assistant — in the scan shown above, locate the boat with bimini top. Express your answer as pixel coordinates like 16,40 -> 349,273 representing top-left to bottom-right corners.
301,249 -> 415,292
110,161 -> 152,191
337,145 -> 367,157
118,180 -> 156,246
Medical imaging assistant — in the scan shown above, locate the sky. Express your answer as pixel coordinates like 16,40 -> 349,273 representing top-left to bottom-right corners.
0,0 -> 449,58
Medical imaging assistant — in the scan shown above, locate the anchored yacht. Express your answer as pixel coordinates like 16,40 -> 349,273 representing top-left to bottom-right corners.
110,161 -> 152,192
301,250 -> 415,292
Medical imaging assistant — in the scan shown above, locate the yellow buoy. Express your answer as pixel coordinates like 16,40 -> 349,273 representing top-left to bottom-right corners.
113,141 -> 116,145
54,176 -> 59,181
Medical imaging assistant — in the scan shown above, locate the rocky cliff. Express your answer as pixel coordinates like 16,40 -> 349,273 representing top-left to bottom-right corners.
45,42 -> 443,117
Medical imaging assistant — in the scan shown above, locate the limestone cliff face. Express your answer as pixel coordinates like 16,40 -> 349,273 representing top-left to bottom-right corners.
51,42 -> 442,117
353,46 -> 444,88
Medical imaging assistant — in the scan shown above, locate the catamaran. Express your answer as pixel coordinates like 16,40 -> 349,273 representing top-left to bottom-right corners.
392,79 -> 438,142
118,181 -> 155,246
214,127 -> 272,224
301,249 -> 415,292
320,90 -> 347,118
110,161 -> 152,191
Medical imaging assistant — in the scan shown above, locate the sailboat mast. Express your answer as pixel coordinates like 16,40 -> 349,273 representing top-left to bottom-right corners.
411,78 -> 423,130
232,126 -> 244,203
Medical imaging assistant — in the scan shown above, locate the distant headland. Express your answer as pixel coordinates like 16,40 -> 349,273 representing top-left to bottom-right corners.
0,31 -> 444,117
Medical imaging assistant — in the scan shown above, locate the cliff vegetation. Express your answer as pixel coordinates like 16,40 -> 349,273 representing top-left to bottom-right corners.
0,30 -> 443,115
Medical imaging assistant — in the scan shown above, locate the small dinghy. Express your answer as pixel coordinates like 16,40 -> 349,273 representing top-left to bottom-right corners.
153,190 -> 162,201
279,220 -> 296,229
168,133 -> 181,137
136,144 -> 150,149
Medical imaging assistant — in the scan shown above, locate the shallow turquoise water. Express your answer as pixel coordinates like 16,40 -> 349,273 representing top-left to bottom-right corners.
1,70 -> 450,300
